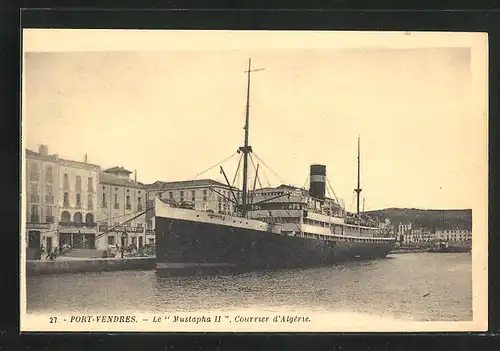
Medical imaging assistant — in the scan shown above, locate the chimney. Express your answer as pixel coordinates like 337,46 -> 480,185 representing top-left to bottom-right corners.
309,164 -> 326,202
134,169 -> 137,183
38,144 -> 49,156
84,153 -> 88,163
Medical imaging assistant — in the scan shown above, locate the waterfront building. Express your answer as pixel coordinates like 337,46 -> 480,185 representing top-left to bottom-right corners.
25,145 -> 100,256
25,145 -> 59,259
57,153 -> 100,250
403,227 -> 433,244
397,222 -> 412,244
434,228 -> 472,243
145,179 -> 241,240
378,218 -> 392,229
98,166 -> 148,249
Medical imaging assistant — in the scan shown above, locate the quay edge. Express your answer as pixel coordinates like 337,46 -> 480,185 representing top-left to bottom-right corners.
26,257 -> 155,276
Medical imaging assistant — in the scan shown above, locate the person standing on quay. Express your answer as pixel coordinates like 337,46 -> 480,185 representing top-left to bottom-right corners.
45,246 -> 52,260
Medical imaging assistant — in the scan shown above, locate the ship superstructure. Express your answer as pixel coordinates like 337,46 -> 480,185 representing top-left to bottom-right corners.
154,58 -> 396,274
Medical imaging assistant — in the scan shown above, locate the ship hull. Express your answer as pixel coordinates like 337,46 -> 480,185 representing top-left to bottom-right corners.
155,217 -> 395,275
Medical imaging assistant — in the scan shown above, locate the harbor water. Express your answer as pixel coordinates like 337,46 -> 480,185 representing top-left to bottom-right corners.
26,253 -> 472,322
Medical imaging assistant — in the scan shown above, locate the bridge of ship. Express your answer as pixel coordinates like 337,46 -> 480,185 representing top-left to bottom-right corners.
245,194 -> 394,242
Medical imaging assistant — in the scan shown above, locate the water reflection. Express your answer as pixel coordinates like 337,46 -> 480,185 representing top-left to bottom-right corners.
26,253 -> 472,321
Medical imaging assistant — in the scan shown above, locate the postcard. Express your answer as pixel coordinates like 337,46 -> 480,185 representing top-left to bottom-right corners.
20,29 -> 488,332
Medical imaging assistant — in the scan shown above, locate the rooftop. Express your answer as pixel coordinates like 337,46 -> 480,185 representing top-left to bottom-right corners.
103,166 -> 133,175
25,149 -> 100,170
146,179 -> 238,190
100,172 -> 146,188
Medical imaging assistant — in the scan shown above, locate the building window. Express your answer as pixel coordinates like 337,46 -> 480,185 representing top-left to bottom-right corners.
30,205 -> 39,222
45,185 -> 54,204
74,212 -> 83,223
218,203 -> 222,213
191,190 -> 196,202
169,191 -> 173,199
45,166 -> 53,183
85,213 -> 94,224
203,189 -> 207,202
108,236 -> 115,245
76,193 -> 81,209
102,193 -> 107,208
29,163 -> 40,181
61,210 -> 70,223
88,177 -> 94,192
114,194 -> 119,209
148,238 -> 155,244
29,183 -> 39,203
126,195 -> 131,210
63,192 -> 69,207
63,173 -> 69,190
76,176 -> 82,191
180,191 -> 184,202
137,197 -> 142,211
88,195 -> 93,210
46,205 -> 54,223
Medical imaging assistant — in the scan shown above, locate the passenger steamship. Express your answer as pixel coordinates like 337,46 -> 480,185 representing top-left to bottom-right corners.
155,59 -> 396,274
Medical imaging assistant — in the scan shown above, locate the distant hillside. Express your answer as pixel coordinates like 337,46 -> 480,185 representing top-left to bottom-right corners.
364,208 -> 472,231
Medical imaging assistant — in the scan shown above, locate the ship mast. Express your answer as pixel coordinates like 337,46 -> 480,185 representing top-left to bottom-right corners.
239,58 -> 264,214
354,136 -> 362,218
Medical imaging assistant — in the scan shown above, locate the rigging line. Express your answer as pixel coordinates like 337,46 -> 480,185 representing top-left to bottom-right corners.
155,151 -> 238,199
247,154 -> 259,187
60,207 -> 154,255
252,152 -> 286,185
193,151 -> 238,179
95,208 -> 147,224
231,152 -> 243,187
302,174 -> 310,189
251,153 -> 271,187
325,177 -> 341,206
348,192 -> 356,213
29,207 -> 152,236
248,153 -> 263,189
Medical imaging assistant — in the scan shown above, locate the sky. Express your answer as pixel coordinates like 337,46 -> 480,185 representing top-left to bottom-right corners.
22,30 -> 487,211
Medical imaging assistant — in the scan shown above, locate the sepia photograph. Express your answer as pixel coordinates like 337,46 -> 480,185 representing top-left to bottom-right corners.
20,29 -> 488,332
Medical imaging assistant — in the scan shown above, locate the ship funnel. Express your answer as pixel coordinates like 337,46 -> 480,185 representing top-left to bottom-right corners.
309,164 -> 326,202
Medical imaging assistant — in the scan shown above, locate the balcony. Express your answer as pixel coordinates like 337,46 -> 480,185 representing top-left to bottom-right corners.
97,223 -> 145,233
59,221 -> 97,228
101,202 -> 107,208
137,205 -> 143,211
46,216 -> 54,223
26,221 -> 50,230
146,229 -> 155,235
98,223 -> 109,231
114,203 -> 120,210
126,204 -> 132,210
